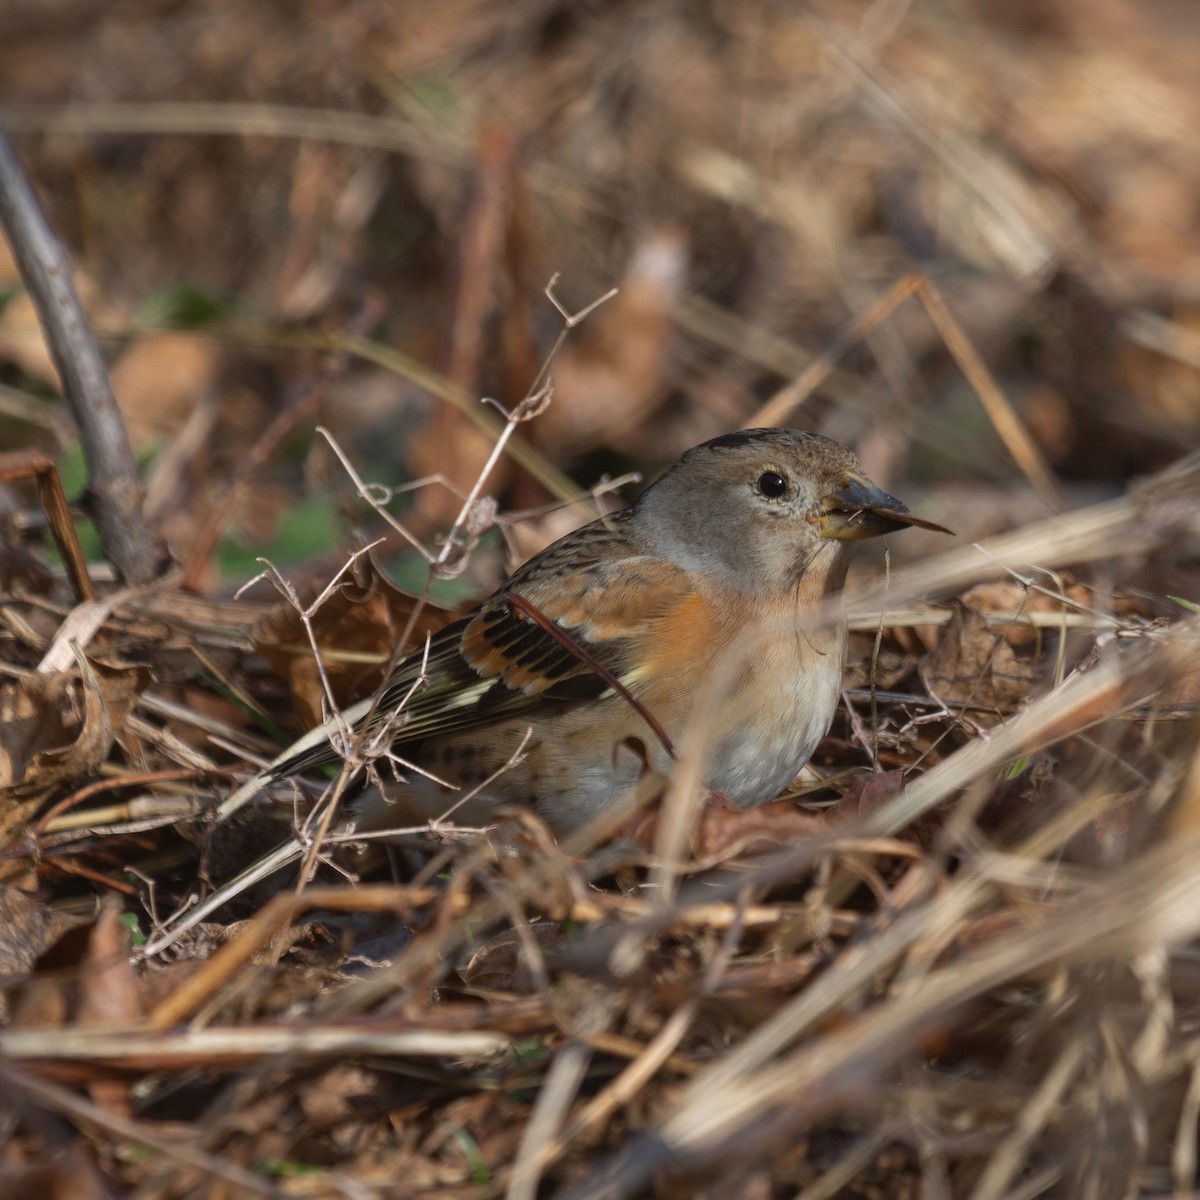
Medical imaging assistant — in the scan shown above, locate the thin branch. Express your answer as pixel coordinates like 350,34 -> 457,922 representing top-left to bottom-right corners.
0,128 -> 158,583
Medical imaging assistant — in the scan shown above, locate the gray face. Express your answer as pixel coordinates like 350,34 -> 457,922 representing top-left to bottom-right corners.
631,429 -> 867,593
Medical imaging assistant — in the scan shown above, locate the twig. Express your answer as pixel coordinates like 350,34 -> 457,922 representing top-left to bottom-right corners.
0,127 -> 158,584
0,99 -> 470,166
0,449 -> 94,600
237,541 -> 388,753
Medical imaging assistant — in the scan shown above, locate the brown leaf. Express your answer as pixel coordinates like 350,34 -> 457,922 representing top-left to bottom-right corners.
6,910 -> 97,1030
77,899 -> 138,1117
0,1149 -> 108,1200
693,799 -> 830,861
0,884 -> 57,1017
0,660 -> 149,801
460,923 -> 565,994
959,580 -> 1093,648
109,333 -> 222,451
253,558 -> 458,726
297,1063 -> 381,1129
919,601 -> 1038,717
831,769 -> 906,822
77,899 -> 139,1028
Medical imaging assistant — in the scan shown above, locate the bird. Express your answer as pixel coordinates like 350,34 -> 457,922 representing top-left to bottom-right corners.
219,427 -> 950,837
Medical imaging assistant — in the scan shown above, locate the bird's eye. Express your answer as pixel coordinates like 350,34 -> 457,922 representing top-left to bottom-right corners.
756,470 -> 789,499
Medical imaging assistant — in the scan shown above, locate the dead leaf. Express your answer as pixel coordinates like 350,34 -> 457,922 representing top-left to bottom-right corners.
109,333 -> 222,451
6,911 -> 96,1030
0,1148 -> 108,1200
831,769 -> 906,821
0,884 -> 59,1017
920,601 -> 1038,717
0,660 -> 149,801
254,557 -> 458,726
76,899 -> 138,1117
77,900 -> 139,1028
297,1063 -> 381,1129
460,923 -> 565,994
692,799 -> 830,861
959,580 -> 1093,648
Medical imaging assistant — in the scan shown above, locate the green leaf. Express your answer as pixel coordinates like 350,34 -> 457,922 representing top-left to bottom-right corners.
136,283 -> 229,329
1001,755 -> 1032,781
118,911 -> 147,947
216,491 -> 341,581
452,1129 -> 491,1186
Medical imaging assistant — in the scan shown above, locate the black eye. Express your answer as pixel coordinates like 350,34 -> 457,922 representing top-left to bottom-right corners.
756,470 -> 789,499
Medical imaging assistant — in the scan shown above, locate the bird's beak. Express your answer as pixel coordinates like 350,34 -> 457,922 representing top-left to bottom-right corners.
817,473 -> 953,540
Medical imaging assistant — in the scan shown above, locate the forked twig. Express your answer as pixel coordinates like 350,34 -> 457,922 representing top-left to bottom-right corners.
236,540 -> 386,741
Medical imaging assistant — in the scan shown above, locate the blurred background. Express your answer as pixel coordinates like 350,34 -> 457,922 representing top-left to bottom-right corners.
1,0 -> 1198,595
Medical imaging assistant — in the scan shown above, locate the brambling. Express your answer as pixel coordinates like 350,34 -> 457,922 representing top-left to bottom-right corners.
219,428 -> 948,836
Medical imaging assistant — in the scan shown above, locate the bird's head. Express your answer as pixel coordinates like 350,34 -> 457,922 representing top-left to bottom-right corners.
633,427 -> 951,594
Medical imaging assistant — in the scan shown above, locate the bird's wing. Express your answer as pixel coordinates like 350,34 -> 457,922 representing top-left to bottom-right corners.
376,523 -> 692,742
269,515 -> 692,775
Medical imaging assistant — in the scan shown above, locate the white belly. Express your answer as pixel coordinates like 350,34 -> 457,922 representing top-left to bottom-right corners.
702,624 -> 846,807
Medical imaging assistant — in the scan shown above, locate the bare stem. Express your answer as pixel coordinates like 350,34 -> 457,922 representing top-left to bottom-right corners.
0,127 -> 157,583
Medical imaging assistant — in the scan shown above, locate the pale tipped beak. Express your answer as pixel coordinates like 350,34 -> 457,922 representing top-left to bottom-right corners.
817,473 -> 953,541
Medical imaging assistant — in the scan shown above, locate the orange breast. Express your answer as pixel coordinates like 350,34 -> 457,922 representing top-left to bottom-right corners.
630,582 -> 847,781
638,591 -> 726,682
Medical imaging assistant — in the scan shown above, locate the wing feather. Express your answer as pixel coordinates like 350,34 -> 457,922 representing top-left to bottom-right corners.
267,512 -> 693,778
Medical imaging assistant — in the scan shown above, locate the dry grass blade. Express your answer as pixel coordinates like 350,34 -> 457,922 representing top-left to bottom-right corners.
751,273 -> 1061,505
0,1063 -> 290,1199
569,834 -> 1200,1198
0,1025 -> 509,1067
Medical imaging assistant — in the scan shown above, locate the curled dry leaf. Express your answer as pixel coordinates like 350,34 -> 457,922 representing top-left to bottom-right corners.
831,769 -> 906,822
692,799 -> 830,862
0,659 -> 148,802
460,923 -> 566,994
6,907 -> 104,1029
919,600 -> 1039,719
959,579 -> 1093,648
253,558 -> 458,727
0,885 -> 58,1018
